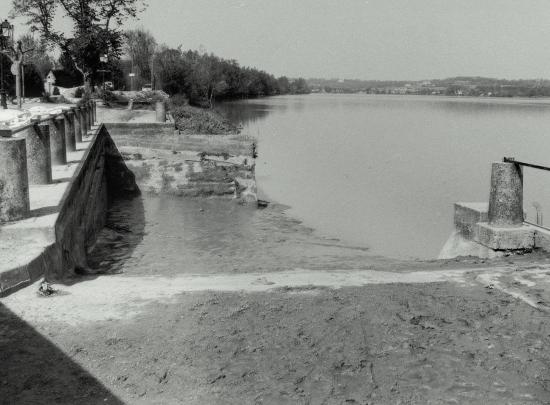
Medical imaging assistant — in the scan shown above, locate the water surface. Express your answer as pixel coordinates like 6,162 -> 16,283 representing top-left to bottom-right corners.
220,94 -> 550,259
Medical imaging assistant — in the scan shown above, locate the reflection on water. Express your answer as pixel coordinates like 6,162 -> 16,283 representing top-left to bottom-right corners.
218,94 -> 550,259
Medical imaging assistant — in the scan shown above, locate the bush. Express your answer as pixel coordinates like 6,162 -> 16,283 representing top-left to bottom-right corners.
169,93 -> 188,110
41,92 -> 52,103
74,87 -> 84,98
172,104 -> 241,135
52,86 -> 60,96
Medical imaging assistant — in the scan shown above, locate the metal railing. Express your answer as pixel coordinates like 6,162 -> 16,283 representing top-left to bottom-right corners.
504,156 -> 550,230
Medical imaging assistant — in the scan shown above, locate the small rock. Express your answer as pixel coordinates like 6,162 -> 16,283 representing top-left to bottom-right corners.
38,281 -> 57,297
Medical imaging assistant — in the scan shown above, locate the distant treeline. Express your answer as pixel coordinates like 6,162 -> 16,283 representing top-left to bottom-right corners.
152,47 -> 310,107
308,76 -> 550,97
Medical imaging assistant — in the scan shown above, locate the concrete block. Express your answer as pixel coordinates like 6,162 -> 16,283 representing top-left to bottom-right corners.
488,162 -> 523,227
63,109 -> 76,152
454,202 -> 488,240
49,115 -> 67,165
0,136 -> 30,222
74,107 -> 83,143
156,101 -> 166,122
476,222 -> 535,250
25,122 -> 53,185
0,266 -> 30,294
534,228 -> 550,252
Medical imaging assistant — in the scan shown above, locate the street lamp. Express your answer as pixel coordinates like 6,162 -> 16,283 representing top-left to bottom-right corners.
0,19 -> 14,109
98,54 -> 109,104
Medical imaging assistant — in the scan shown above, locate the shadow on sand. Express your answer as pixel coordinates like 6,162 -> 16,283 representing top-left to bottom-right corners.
0,303 -> 124,405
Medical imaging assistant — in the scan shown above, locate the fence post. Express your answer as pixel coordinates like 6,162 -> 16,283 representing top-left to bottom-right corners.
155,101 -> 166,122
74,107 -> 83,143
25,119 -> 52,185
80,104 -> 89,137
0,130 -> 30,222
86,101 -> 92,130
49,113 -> 67,165
63,108 -> 76,152
488,161 -> 523,227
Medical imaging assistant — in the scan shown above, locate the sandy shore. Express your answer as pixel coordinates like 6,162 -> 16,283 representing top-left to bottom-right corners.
2,265 -> 550,404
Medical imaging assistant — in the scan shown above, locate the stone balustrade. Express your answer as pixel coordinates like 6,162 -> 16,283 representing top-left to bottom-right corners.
0,103 -> 98,223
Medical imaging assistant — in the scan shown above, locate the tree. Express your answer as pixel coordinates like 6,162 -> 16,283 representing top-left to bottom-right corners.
124,28 -> 156,89
277,76 -> 290,94
290,78 -> 310,94
154,46 -> 190,96
11,0 -> 146,93
18,33 -> 54,78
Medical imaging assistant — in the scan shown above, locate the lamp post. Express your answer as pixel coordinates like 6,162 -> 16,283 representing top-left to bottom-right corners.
99,54 -> 109,103
0,19 -> 14,110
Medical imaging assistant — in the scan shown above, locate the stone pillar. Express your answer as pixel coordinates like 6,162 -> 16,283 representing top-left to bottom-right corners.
25,120 -> 52,185
80,105 -> 89,136
63,109 -> 76,152
74,107 -> 83,143
48,114 -> 67,165
155,101 -> 166,122
0,132 -> 30,222
488,161 -> 523,227
86,102 -> 92,130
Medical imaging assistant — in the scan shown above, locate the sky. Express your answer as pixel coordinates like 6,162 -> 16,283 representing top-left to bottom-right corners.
2,0 -> 550,81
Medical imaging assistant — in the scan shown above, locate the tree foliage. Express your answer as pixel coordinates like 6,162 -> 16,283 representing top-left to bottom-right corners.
154,47 -> 310,107
18,33 -> 54,78
124,28 -> 156,89
11,0 -> 146,89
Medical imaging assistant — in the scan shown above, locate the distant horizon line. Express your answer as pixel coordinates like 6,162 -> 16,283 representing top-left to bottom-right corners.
305,76 -> 550,83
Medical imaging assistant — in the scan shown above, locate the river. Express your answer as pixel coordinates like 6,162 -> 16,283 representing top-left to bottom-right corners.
220,94 -> 550,259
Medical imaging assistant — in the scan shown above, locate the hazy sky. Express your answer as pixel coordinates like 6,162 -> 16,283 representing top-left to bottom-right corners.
2,0 -> 550,80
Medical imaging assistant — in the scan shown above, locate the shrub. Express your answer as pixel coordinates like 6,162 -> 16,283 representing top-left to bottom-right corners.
41,92 -> 52,103
74,87 -> 84,98
52,86 -> 60,96
169,93 -> 188,110
172,104 -> 240,135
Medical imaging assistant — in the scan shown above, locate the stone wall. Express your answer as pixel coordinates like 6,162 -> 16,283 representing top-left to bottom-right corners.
51,125 -> 139,279
103,122 -> 175,139
105,122 -> 257,201
0,125 -> 138,295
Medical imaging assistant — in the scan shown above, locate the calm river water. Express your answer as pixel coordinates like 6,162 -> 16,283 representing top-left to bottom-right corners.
220,94 -> 550,259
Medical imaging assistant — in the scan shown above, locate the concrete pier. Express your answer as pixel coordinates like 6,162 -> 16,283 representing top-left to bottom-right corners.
0,134 -> 30,222
488,162 -> 523,227
49,114 -> 67,165
86,102 -> 92,130
24,120 -> 52,185
74,107 -> 83,143
446,160 -> 536,257
155,101 -> 166,123
80,105 -> 89,137
63,109 -> 76,152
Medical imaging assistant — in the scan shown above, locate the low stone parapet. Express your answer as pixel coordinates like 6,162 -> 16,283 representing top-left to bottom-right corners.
104,122 -> 257,202
454,202 -> 488,240
0,124 -> 138,296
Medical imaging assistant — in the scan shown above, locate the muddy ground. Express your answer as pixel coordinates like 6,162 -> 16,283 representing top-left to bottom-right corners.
2,279 -> 550,404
